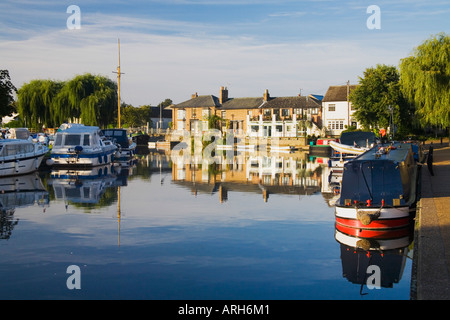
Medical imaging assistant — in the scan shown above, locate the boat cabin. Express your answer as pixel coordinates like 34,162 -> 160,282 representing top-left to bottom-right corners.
102,129 -> 131,148
338,143 -> 417,208
53,126 -> 104,148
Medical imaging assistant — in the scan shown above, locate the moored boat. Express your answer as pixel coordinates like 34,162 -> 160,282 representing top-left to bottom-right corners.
102,128 -> 136,164
0,139 -> 49,177
335,142 -> 419,231
49,124 -> 117,167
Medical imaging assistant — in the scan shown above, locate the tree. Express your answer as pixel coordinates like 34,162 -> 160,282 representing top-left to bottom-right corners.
121,104 -> 142,128
349,64 -> 411,136
399,33 -> 450,132
0,70 -> 17,120
17,73 -> 117,129
56,73 -> 117,127
17,79 -> 63,129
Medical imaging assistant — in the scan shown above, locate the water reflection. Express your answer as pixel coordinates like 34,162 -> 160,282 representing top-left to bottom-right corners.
335,224 -> 414,293
0,149 -> 413,299
0,172 -> 49,239
170,151 -> 322,203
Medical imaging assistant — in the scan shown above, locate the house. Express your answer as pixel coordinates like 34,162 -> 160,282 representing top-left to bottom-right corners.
171,86 -> 323,138
322,83 -> 359,137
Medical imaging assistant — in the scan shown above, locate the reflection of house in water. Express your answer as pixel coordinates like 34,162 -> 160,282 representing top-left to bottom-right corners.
0,173 -> 49,239
49,165 -> 118,205
170,151 -> 322,202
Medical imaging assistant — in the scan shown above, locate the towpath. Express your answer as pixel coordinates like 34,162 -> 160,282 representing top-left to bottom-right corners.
414,138 -> 450,300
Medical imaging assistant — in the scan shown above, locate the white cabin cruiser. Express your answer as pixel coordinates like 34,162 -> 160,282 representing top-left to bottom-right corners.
49,124 -> 117,167
0,139 -> 49,177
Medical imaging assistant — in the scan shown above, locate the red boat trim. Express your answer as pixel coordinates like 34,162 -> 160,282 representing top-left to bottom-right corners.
335,216 -> 411,229
335,223 -> 411,239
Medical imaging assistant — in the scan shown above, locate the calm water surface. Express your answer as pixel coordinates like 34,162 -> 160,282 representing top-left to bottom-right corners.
0,150 -> 413,300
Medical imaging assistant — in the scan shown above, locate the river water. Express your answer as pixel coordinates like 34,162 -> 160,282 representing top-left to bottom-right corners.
0,149 -> 413,300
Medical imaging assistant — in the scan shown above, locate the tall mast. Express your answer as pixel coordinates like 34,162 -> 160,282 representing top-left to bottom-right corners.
113,39 -> 124,128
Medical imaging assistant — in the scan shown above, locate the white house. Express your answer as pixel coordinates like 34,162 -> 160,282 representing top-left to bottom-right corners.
322,84 -> 359,137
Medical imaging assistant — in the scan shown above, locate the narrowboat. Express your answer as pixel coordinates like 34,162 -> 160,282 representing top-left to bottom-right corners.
0,139 -> 49,177
335,142 -> 419,231
49,124 -> 117,167
102,129 -> 136,164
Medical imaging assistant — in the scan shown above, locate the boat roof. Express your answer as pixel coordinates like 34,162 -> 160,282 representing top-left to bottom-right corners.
57,125 -> 100,134
353,143 -> 412,163
0,139 -> 33,144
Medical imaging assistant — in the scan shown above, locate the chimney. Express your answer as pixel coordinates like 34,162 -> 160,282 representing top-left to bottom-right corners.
219,86 -> 228,104
191,92 -> 198,99
263,89 -> 270,101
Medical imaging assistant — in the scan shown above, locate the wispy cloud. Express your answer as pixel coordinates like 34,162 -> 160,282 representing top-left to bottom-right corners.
1,0 -> 448,106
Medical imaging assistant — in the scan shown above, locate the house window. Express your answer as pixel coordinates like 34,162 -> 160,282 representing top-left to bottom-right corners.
177,109 -> 186,120
282,109 -> 290,116
263,109 -> 271,116
328,120 -> 344,130
202,108 -> 210,119
311,108 -> 318,115
328,104 -> 336,112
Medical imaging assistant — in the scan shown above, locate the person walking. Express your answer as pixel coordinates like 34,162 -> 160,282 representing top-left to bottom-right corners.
427,143 -> 434,176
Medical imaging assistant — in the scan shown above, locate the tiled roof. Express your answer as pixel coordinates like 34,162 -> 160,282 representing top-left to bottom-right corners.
174,92 -> 322,109
221,97 -> 264,110
322,85 -> 358,102
174,95 -> 221,108
265,96 -> 321,109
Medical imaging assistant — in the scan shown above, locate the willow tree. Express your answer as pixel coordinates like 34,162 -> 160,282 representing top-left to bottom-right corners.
56,73 -> 117,127
17,79 -> 63,129
399,33 -> 450,133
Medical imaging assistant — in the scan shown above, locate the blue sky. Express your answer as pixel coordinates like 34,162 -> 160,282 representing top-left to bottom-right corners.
1,0 -> 448,106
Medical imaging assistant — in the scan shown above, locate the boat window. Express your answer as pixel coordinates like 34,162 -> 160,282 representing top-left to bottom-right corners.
83,134 -> 90,146
64,134 -> 81,146
5,144 -> 18,156
54,134 -> 63,146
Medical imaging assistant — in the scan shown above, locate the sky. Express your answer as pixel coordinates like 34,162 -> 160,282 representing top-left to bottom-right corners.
0,0 -> 448,107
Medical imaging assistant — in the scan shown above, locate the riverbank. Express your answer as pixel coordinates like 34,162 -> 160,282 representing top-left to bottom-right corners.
412,138 -> 450,300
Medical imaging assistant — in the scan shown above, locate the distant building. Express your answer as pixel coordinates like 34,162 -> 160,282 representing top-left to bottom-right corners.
171,86 -> 323,138
322,83 -> 359,137
150,106 -> 172,129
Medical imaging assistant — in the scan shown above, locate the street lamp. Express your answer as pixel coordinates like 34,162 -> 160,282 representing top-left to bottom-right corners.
388,105 -> 394,140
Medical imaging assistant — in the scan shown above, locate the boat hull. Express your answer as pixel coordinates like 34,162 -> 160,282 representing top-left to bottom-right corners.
0,153 -> 47,177
329,140 -> 368,155
335,205 -> 414,232
50,147 -> 117,167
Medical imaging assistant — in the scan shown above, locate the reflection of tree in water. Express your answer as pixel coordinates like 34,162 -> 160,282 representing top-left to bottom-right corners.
0,210 -> 19,240
68,186 -> 118,212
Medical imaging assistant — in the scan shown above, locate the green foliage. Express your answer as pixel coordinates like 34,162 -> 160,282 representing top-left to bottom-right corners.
17,73 -> 117,129
349,64 -> 411,133
399,33 -> 450,129
17,79 -> 64,129
0,70 -> 17,119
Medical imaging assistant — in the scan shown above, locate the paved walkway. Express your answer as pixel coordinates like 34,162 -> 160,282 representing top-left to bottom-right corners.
414,139 -> 450,300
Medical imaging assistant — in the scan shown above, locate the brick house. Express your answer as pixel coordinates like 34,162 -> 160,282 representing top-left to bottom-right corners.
171,86 -> 323,138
